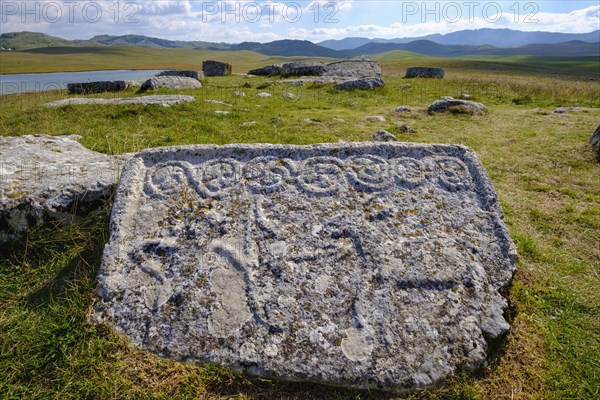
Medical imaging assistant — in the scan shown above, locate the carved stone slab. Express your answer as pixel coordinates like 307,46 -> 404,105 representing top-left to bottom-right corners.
94,143 -> 517,391
0,134 -> 131,242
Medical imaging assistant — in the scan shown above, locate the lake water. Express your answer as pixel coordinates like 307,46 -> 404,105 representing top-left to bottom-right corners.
0,69 -> 165,95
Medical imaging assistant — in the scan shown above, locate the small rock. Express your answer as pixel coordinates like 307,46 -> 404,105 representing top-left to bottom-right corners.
394,106 -> 411,113
241,121 -> 258,126
214,110 -> 230,115
302,118 -> 320,123
405,66 -> 445,79
364,115 -> 386,122
458,93 -> 472,100
428,99 -> 486,115
372,130 -> 397,142
554,107 -> 566,114
396,125 -> 415,134
234,91 -> 246,96
283,80 -> 305,86
205,100 -> 233,107
257,92 -> 272,97
282,93 -> 296,99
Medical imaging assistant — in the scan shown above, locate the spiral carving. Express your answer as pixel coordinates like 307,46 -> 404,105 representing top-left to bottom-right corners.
298,156 -> 346,195
196,158 -> 240,197
430,157 -> 472,192
144,161 -> 193,199
346,155 -> 394,192
393,157 -> 426,188
244,156 -> 293,193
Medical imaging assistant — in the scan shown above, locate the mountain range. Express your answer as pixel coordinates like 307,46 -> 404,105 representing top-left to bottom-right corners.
318,28 -> 600,50
1,30 -> 599,58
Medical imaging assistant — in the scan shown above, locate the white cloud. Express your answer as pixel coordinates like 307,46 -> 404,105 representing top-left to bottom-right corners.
285,5 -> 600,41
137,1 -> 193,16
287,15 -> 516,41
0,1 -> 598,43
533,5 -> 600,33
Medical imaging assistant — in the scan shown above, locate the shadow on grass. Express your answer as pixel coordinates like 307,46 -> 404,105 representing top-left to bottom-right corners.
199,368 -> 401,400
25,246 -> 102,310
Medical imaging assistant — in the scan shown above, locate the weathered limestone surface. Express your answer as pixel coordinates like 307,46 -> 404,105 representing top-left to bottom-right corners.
95,142 -> 517,391
157,70 -> 204,81
0,135 -> 131,242
280,61 -> 326,77
67,80 -> 140,95
322,61 -> 381,79
248,64 -> 284,76
43,95 -> 195,108
335,78 -> 385,90
251,61 -> 384,90
203,60 -> 232,76
139,76 -> 201,92
405,67 -> 445,79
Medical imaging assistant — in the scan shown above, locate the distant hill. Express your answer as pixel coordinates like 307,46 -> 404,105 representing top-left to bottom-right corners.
1,32 -> 341,57
319,28 -> 600,50
343,40 -> 600,58
90,34 -> 230,50
341,40 -> 475,58
230,40 -> 338,57
318,37 -> 382,51
91,36 -> 338,57
1,31 -> 598,59
0,31 -> 95,50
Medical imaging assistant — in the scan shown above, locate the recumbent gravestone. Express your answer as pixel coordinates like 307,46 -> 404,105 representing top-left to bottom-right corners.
95,142 -> 517,391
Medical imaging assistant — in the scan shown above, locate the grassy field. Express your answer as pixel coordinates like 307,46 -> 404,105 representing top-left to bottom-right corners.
1,54 -> 599,399
0,46 -> 334,74
1,45 -> 599,78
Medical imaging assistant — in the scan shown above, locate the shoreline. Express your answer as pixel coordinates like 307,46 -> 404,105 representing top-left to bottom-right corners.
0,68 -> 164,76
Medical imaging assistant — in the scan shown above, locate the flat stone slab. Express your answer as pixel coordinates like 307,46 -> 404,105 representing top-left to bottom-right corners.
0,135 -> 131,242
95,142 -> 517,391
67,80 -> 140,95
43,95 -> 195,108
139,76 -> 201,92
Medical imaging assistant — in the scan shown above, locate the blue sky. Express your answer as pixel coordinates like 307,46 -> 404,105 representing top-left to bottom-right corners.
1,1 -> 599,42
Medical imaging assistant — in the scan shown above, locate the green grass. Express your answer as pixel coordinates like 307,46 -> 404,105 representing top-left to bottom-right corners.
1,58 -> 599,399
